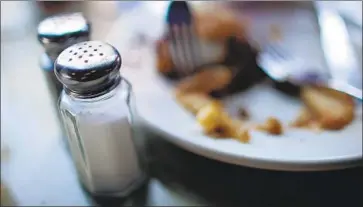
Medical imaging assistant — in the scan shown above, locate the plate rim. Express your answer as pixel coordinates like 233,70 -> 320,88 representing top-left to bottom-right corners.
139,115 -> 362,172
133,72 -> 362,172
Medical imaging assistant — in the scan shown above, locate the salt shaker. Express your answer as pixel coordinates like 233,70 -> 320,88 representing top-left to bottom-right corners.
38,13 -> 91,97
55,41 -> 146,197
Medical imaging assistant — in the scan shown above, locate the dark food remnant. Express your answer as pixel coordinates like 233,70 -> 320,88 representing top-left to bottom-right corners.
158,35 -> 268,97
161,70 -> 180,80
272,81 -> 301,97
238,107 -> 249,119
270,66 -> 326,97
214,126 -> 227,136
211,36 -> 267,98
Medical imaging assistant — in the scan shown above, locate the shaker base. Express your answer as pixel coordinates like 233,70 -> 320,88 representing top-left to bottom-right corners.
81,173 -> 148,199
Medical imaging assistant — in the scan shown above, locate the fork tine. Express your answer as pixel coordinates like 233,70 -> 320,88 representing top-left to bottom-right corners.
172,26 -> 184,71
175,25 -> 190,75
265,45 -> 279,59
181,24 -> 196,73
168,30 -> 179,70
191,30 -> 200,70
169,24 -> 198,76
189,25 -> 200,73
268,44 -> 289,60
169,26 -> 185,75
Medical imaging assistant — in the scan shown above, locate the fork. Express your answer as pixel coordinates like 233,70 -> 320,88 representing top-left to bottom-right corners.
258,44 -> 362,100
166,1 -> 199,76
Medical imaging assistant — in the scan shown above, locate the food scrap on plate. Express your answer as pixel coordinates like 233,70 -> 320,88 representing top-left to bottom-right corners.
291,86 -> 356,131
155,3 -> 357,143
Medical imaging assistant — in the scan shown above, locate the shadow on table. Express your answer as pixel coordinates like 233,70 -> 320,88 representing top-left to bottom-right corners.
91,183 -> 149,207
144,127 -> 363,207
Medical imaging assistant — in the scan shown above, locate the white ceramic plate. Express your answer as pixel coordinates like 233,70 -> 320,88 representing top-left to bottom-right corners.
106,2 -> 362,171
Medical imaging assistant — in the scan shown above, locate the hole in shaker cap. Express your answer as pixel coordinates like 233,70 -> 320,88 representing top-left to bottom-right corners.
74,52 -> 78,55
88,45 -> 92,48
78,55 -> 82,59
84,60 -> 88,63
69,50 -> 73,53
99,53 -> 103,56
94,49 -> 97,52
99,45 -> 102,47
69,58 -> 72,62
89,54 -> 93,57
84,50 -> 87,53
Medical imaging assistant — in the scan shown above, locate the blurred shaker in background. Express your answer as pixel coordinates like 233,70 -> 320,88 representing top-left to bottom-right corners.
1,182 -> 17,206
37,13 -> 91,102
55,41 -> 147,197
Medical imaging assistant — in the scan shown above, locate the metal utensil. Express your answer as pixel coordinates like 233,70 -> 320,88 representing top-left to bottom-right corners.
315,2 -> 362,90
166,1 -> 199,76
258,44 -> 362,100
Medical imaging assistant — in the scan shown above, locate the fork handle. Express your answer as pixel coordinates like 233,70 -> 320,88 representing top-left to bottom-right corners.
290,73 -> 362,100
324,79 -> 362,101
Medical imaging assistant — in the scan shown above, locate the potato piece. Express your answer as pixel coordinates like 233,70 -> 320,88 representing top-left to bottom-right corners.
306,121 -> 323,133
175,65 -> 232,94
173,62 -> 251,142
196,101 -> 225,133
235,128 -> 250,143
197,103 -> 251,142
256,117 -> 283,135
175,92 -> 217,115
301,86 -> 355,130
290,107 -> 314,128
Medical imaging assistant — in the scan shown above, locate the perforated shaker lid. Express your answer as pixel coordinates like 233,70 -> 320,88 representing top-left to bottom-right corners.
54,41 -> 122,98
37,13 -> 90,45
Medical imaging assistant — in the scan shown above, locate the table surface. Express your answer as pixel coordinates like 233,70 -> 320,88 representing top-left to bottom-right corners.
1,1 -> 362,206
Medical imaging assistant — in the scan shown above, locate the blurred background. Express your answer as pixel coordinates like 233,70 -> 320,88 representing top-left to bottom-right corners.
1,1 -> 362,206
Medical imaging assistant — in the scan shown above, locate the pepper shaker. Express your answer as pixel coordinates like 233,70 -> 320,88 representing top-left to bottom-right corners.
38,13 -> 91,98
55,41 -> 146,197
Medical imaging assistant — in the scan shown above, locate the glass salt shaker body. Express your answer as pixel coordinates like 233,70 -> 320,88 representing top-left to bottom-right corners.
55,41 -> 146,197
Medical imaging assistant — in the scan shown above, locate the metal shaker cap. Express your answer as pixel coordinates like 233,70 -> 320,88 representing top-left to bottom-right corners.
37,13 -> 90,58
55,41 -> 122,98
